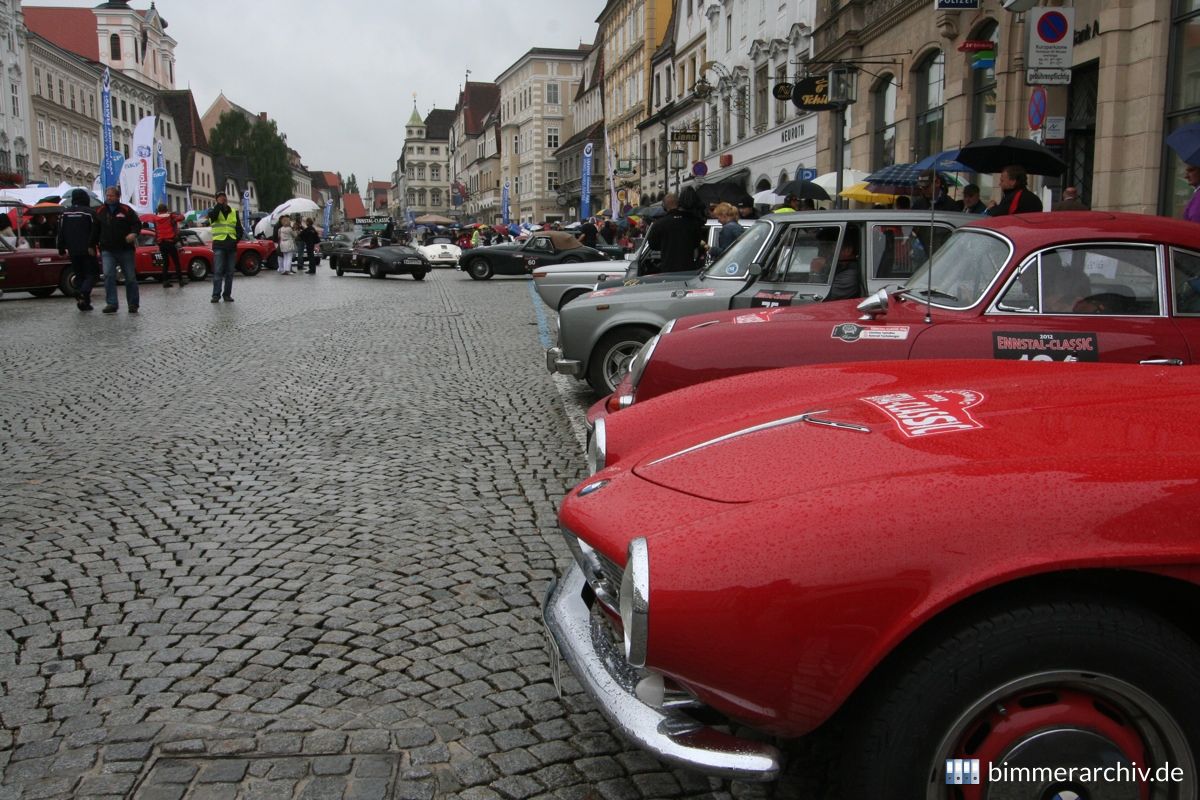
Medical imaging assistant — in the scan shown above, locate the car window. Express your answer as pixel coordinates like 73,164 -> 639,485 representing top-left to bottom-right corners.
906,228 -> 1011,309
870,223 -> 953,281
700,220 -> 772,279
1171,248 -> 1200,315
762,225 -> 842,283
527,237 -> 553,253
179,231 -> 201,247
997,245 -> 1160,315
138,233 -> 156,247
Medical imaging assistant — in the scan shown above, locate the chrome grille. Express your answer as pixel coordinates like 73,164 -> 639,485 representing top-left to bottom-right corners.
561,527 -> 622,614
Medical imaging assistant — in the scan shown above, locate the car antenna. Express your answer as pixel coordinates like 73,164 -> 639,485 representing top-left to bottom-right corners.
920,172 -> 935,325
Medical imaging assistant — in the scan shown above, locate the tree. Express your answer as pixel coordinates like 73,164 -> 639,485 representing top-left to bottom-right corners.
209,110 -> 294,208
344,173 -> 359,195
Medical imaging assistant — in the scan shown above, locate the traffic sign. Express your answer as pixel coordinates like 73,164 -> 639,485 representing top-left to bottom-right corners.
1027,7 -> 1074,70
692,161 -> 708,177
1025,68 -> 1071,86
798,168 -> 818,181
1028,86 -> 1047,129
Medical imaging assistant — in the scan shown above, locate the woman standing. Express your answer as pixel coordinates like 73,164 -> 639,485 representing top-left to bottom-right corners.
709,202 -> 744,260
277,214 -> 297,274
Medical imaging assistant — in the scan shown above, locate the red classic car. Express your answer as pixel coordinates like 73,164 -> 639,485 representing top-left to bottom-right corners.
183,227 -> 275,275
546,359 -> 1200,796
133,230 -> 214,281
0,237 -> 74,298
595,211 -> 1200,421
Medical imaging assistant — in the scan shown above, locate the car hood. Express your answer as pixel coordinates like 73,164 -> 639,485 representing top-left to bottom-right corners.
606,360 -> 1199,504
573,277 -> 730,308
533,258 -> 620,276
474,243 -> 521,254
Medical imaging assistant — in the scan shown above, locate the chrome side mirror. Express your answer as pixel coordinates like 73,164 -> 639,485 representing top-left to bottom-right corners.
857,288 -> 889,320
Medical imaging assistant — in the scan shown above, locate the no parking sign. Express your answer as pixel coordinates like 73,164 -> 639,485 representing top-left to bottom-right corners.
1027,7 -> 1074,70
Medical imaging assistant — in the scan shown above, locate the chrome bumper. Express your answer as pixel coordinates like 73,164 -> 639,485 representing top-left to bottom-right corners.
543,564 -> 781,782
545,346 -> 583,377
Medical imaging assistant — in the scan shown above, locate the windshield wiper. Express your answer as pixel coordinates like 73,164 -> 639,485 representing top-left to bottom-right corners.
911,288 -> 959,302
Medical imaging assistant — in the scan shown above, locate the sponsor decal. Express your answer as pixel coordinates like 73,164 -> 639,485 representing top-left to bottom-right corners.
589,287 -> 620,298
861,389 -> 986,438
734,311 -> 773,324
993,331 -> 1099,362
685,288 -> 716,297
725,263 -> 740,275
752,290 -> 796,308
832,322 -> 911,342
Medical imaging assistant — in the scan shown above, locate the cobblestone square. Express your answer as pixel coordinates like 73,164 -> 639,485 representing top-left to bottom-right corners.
0,271 -> 767,799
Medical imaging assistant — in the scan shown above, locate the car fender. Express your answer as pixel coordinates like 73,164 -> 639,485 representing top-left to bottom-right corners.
564,302 -> 674,375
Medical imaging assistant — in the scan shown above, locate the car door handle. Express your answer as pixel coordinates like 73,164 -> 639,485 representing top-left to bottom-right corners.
1139,359 -> 1185,366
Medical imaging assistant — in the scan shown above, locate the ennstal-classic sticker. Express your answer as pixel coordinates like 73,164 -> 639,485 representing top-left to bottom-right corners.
831,322 -> 910,342
861,389 -> 985,438
751,290 -> 796,308
993,331 -> 1099,362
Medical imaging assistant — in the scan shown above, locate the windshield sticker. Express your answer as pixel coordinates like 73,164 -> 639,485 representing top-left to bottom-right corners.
993,331 -> 1099,362
752,290 -> 796,308
685,288 -> 717,297
832,323 -> 910,342
724,263 -> 740,275
589,287 -> 620,298
862,390 -> 985,438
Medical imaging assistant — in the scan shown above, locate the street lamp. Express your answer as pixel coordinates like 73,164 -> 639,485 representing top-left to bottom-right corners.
669,148 -> 687,194
827,64 -> 859,207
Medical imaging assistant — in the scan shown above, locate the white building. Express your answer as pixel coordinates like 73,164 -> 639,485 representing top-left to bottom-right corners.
398,105 -> 454,221
0,1 -> 33,182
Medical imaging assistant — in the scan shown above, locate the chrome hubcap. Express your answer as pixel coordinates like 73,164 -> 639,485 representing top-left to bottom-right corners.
604,342 -> 642,390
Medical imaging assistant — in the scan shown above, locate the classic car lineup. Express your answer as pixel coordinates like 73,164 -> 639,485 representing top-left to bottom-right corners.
549,209 -> 969,392
459,229 -> 611,280
544,358 -> 1200,796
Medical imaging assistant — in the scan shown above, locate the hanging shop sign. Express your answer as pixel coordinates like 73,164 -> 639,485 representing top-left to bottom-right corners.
791,76 -> 838,111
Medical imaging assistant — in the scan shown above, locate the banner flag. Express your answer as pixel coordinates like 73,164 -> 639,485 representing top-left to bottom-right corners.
603,125 -> 619,219
323,198 -> 333,234
241,190 -> 251,240
581,142 -> 593,219
100,68 -> 117,189
501,180 -> 510,225
126,115 -> 156,213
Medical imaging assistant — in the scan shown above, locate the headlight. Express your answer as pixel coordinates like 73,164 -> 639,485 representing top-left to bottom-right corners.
586,418 -> 606,474
620,537 -> 649,667
626,334 -> 659,394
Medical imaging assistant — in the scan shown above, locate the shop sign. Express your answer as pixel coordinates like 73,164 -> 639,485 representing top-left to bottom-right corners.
791,76 -> 838,111
670,129 -> 699,142
957,40 -> 994,52
781,123 -> 807,144
1074,19 -> 1100,45
934,0 -> 979,8
772,83 -> 794,101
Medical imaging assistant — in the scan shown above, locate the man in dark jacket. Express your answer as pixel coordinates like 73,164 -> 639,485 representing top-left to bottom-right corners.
986,165 -> 1044,216
299,218 -> 321,273
912,170 -> 964,212
645,192 -> 706,274
57,188 -> 98,311
92,186 -> 140,313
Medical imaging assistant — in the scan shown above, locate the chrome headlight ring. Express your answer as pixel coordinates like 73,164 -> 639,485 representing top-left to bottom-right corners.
620,537 -> 650,668
626,334 -> 659,394
586,417 -> 606,475
660,318 -> 677,335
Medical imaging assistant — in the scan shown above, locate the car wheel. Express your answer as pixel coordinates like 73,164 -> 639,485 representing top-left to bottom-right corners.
561,255 -> 582,263
336,261 -> 344,277
412,270 -> 427,281
238,252 -> 262,276
834,598 -> 1200,799
467,258 -> 493,280
557,288 -> 588,312
368,261 -> 385,279
188,258 -> 209,280
586,327 -> 654,394
59,265 -> 80,297
28,287 -> 56,298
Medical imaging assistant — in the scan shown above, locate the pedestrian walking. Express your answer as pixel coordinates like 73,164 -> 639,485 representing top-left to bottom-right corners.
207,191 -> 242,302
57,188 -> 99,311
153,203 -> 186,286
277,214 -> 297,274
985,165 -> 1044,216
299,218 -> 320,273
93,186 -> 141,314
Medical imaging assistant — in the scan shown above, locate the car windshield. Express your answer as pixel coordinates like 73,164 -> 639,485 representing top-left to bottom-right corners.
700,220 -> 773,280
903,228 -> 1011,309
431,237 -> 452,244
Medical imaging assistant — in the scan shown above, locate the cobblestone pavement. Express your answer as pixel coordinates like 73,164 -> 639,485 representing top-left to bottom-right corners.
0,268 -> 780,799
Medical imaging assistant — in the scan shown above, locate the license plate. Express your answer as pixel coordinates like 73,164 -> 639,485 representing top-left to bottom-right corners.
404,258 -> 421,265
153,254 -> 164,265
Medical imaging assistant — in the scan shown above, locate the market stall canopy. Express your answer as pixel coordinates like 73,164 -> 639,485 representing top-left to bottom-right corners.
414,213 -> 454,225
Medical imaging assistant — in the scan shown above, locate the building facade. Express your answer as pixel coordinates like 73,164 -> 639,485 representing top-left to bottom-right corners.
154,104 -> 186,211
497,46 -> 589,223
91,0 -> 175,90
160,89 -> 214,209
812,0 -> 1200,216
448,81 -> 500,222
0,0 -> 33,183
555,36 -> 606,218
26,32 -> 100,188
398,106 -> 454,221
288,148 -> 310,206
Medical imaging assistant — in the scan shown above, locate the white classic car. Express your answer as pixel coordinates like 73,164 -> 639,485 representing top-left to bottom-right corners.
417,237 -> 462,268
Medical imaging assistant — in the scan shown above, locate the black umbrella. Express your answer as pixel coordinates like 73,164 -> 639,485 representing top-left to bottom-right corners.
695,181 -> 747,205
640,203 -> 667,219
774,179 -> 831,201
956,136 -> 1067,176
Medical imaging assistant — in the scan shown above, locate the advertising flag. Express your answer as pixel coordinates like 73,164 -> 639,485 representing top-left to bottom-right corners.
100,68 -> 117,189
603,126 -> 619,219
151,140 -> 167,210
125,115 -> 156,213
501,180 -> 510,225
581,142 -> 593,219
241,190 -> 251,240
323,198 -> 333,234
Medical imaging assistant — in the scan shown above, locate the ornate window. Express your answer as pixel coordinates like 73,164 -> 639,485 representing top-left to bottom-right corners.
872,74 -> 897,170
913,50 -> 945,160
110,34 -> 121,61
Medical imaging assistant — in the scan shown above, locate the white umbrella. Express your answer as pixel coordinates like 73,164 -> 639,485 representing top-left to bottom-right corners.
812,170 -> 869,195
268,197 -> 320,223
254,216 -> 274,237
753,189 -> 785,205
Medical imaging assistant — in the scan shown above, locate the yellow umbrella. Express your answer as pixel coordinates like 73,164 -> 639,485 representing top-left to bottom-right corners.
840,182 -> 896,205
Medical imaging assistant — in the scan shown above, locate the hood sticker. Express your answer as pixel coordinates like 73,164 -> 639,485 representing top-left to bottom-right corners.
734,311 -> 773,324
589,287 -> 620,298
752,290 -> 796,308
685,288 -> 716,297
724,263 -> 740,275
832,322 -> 910,342
862,390 -> 985,438
993,331 -> 1099,362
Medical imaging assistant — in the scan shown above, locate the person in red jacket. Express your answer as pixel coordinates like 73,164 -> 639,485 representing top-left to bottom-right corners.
153,203 -> 186,286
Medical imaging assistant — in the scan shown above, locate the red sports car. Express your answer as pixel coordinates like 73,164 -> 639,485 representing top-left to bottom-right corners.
0,237 -> 74,298
595,211 -> 1200,421
133,230 -> 213,281
547,359 -> 1200,797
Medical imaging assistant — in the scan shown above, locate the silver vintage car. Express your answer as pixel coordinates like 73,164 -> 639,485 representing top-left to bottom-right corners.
531,219 -> 755,312
547,210 -> 972,393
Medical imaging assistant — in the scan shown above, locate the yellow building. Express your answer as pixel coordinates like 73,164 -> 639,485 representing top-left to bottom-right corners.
596,0 -> 672,208
812,0 -> 1200,216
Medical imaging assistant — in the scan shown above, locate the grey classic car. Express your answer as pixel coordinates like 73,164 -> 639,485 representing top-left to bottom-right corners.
531,219 -> 755,311
547,210 -> 970,393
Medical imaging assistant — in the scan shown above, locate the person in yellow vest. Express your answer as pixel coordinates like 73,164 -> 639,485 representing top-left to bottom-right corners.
206,191 -> 243,302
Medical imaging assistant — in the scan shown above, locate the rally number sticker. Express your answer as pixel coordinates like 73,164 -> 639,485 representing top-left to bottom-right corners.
993,331 -> 1099,362
861,389 -> 985,438
831,322 -> 910,342
752,290 -> 796,308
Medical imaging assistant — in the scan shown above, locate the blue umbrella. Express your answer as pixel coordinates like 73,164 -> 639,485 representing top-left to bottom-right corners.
1166,122 -> 1200,166
913,149 -> 973,174
866,163 -> 960,189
